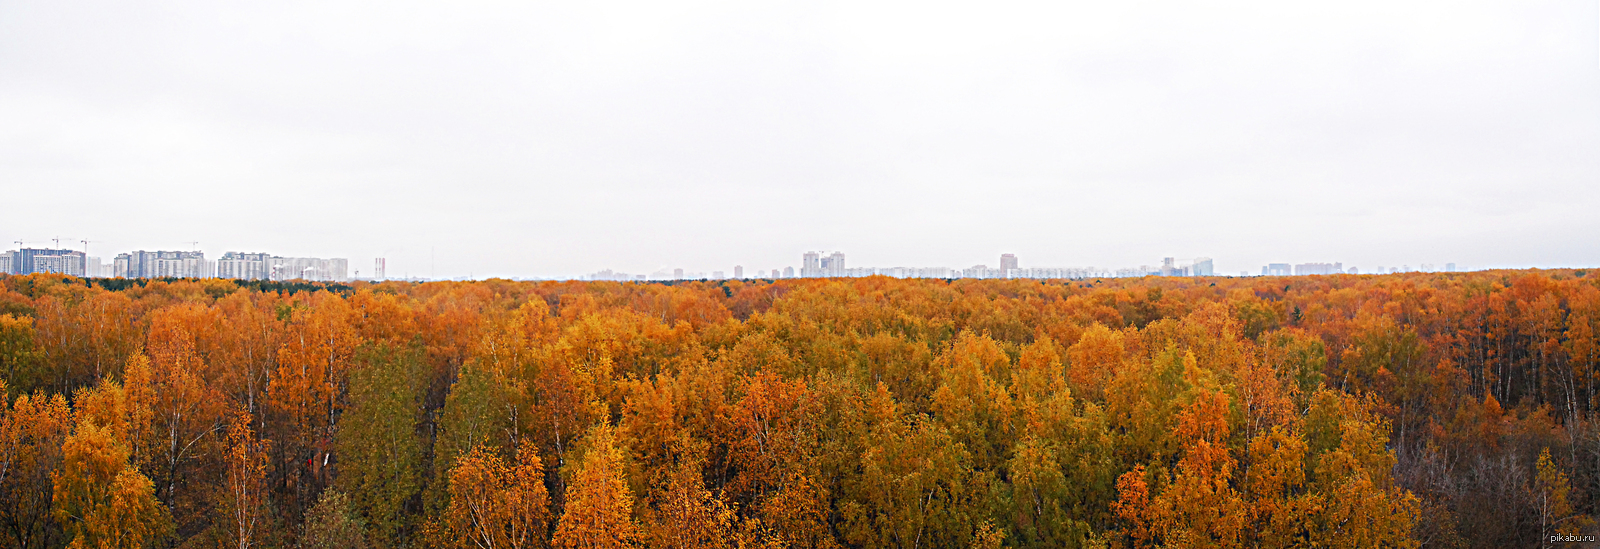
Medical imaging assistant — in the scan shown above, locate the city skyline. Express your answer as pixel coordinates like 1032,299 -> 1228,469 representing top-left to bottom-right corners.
5,234 -> 1518,281
581,252 -> 1466,282
3,242 -> 1479,282
1,246 -> 353,282
3,226 -> 1572,282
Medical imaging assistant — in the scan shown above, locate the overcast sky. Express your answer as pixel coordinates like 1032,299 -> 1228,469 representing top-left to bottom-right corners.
2,1 -> 1596,279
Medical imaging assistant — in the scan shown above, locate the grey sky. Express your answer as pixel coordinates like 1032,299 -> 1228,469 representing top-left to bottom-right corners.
2,1 -> 1596,279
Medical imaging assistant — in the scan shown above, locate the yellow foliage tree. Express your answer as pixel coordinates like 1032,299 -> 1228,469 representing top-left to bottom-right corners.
0,381 -> 72,549
52,419 -> 171,549
643,451 -> 735,549
1303,391 -> 1420,549
554,425 -> 640,549
1147,389 -> 1247,547
1243,426 -> 1310,547
1534,448 -> 1591,544
219,410 -> 269,549
1066,323 -> 1124,401
445,440 -> 552,549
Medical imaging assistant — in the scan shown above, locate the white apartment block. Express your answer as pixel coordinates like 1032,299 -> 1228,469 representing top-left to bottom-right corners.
103,250 -> 348,281
2,249 -> 87,276
268,257 -> 349,282
216,252 -> 273,280
114,251 -> 211,278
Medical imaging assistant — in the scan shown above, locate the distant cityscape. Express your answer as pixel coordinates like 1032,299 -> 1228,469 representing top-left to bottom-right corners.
2,244 -> 1462,282
583,252 -> 1210,281
0,246 -> 355,282
582,252 -> 1464,281
1257,262 -> 1457,276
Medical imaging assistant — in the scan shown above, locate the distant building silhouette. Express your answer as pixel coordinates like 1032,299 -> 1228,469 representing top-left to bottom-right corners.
1151,257 -> 1212,277
217,252 -> 271,280
803,251 -> 846,277
115,250 -> 209,278
612,251 -> 1221,281
208,252 -> 347,282
86,256 -> 110,277
1,248 -> 86,276
1294,263 -> 1342,276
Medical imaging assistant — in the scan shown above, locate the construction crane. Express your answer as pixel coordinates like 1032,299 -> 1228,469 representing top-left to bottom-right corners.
186,241 -> 200,252
52,236 -> 60,249
79,239 -> 97,277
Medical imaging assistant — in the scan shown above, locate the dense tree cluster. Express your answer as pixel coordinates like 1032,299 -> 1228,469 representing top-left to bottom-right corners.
0,269 -> 1597,548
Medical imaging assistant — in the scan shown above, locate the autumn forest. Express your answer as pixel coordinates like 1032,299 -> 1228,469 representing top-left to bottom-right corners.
1,270 -> 1598,548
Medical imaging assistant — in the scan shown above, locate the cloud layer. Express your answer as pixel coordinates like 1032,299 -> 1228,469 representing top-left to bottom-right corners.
2,1 -> 1596,278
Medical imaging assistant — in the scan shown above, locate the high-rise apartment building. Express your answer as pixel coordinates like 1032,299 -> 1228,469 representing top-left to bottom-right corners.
1293,263 -> 1343,276
734,265 -> 744,279
802,252 -> 821,277
783,266 -> 794,278
962,265 -> 1001,278
133,251 -> 349,281
86,257 -> 111,277
1149,256 -> 1215,277
268,257 -> 349,282
2,248 -> 87,276
1263,263 -> 1292,276
215,252 -> 272,280
374,258 -> 387,280
822,252 -> 845,277
114,251 -> 210,278
1000,254 -> 1018,272
35,252 -> 84,276
801,251 -> 846,277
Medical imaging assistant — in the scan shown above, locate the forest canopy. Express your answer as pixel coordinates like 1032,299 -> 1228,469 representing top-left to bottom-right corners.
0,269 -> 1597,548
